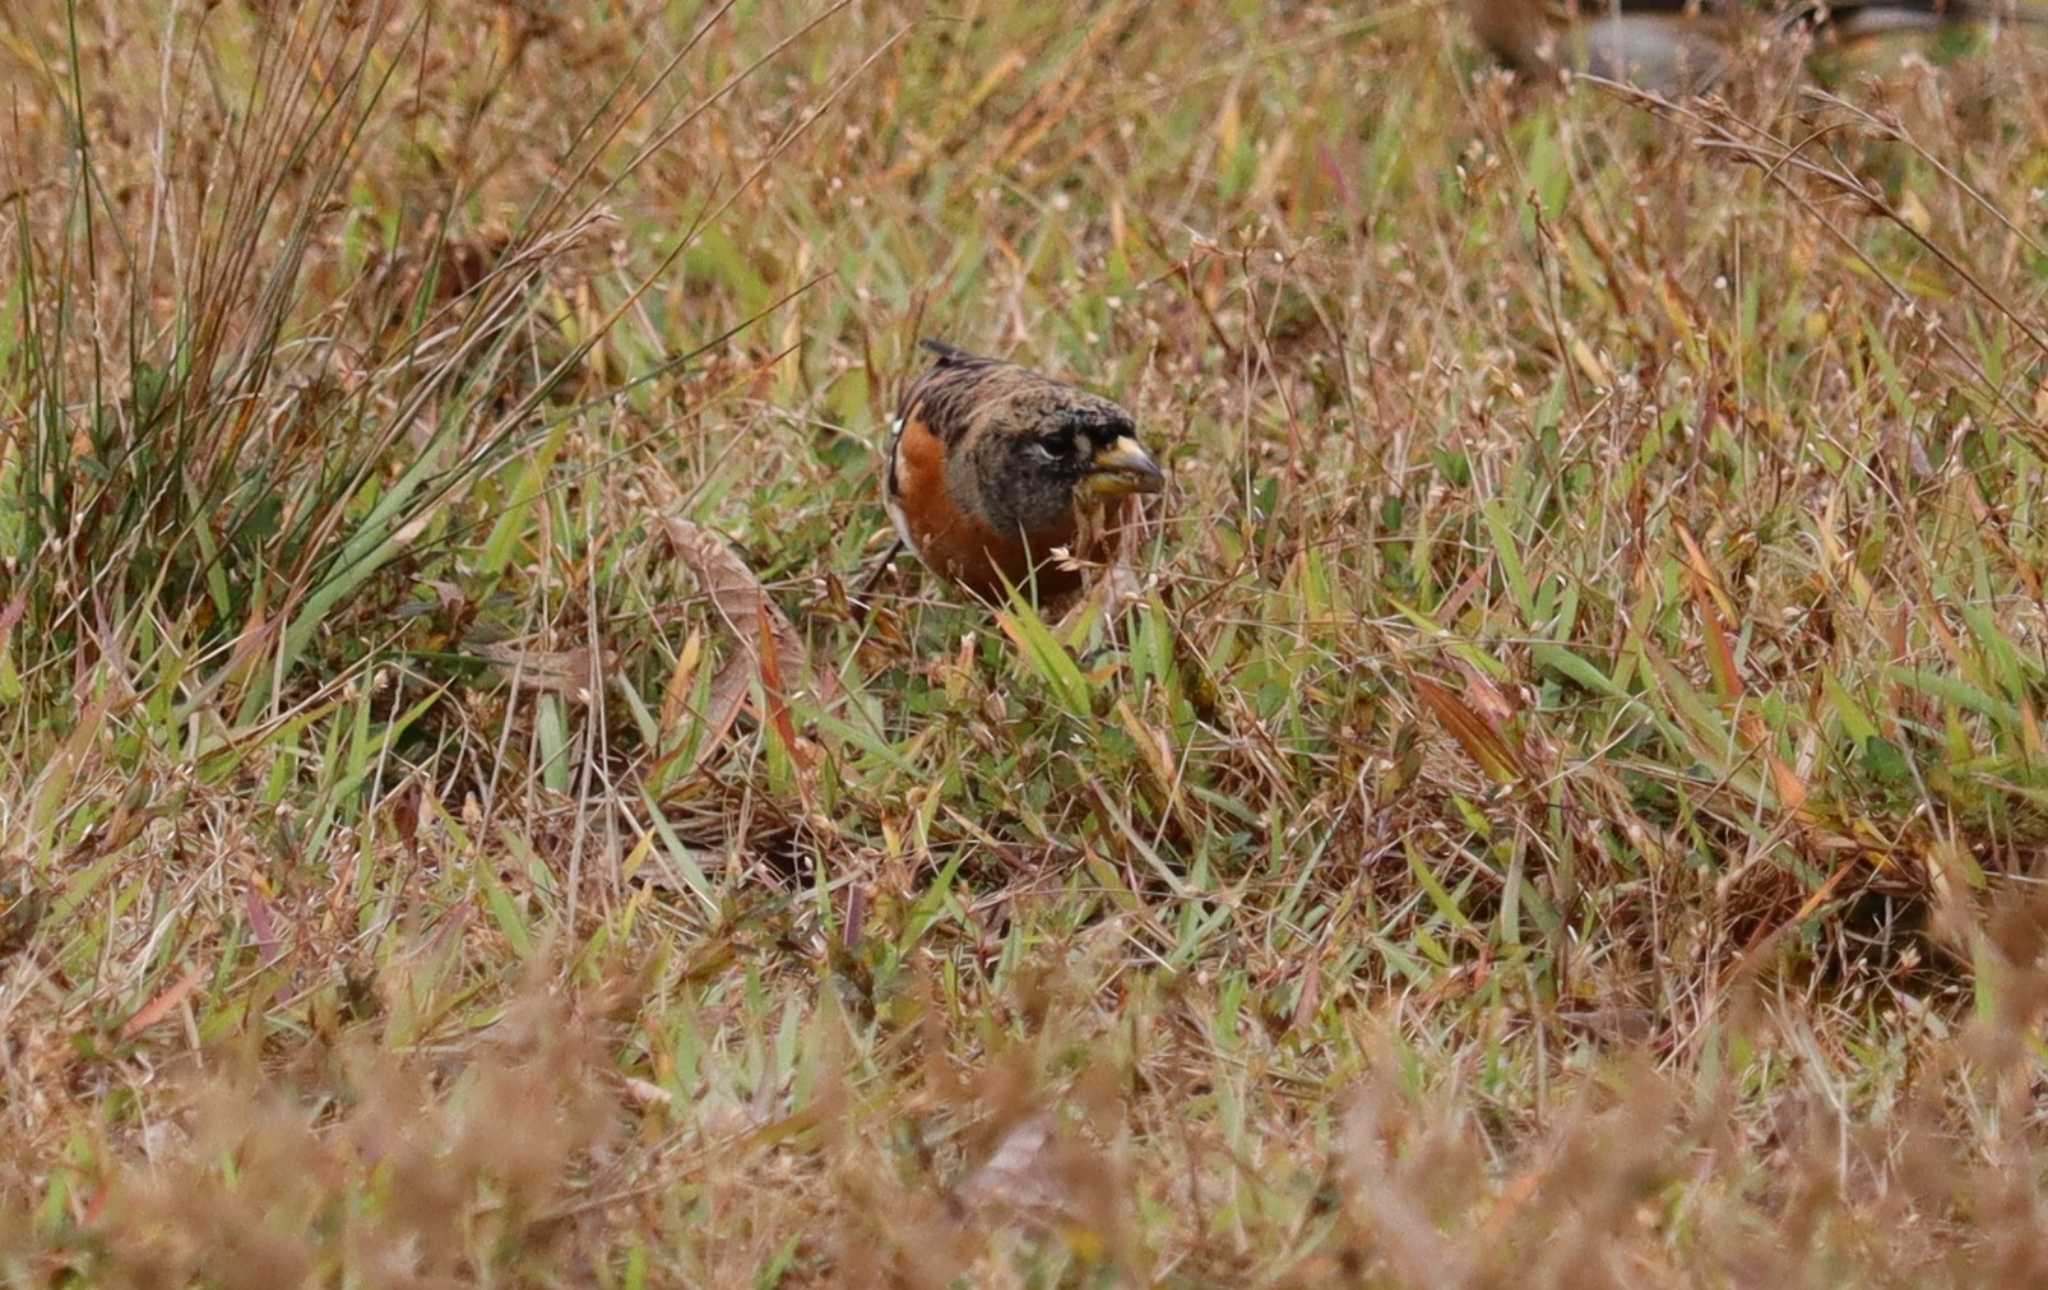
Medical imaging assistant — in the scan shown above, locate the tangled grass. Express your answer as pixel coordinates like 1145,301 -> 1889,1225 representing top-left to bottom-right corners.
6,0 -> 2048,1283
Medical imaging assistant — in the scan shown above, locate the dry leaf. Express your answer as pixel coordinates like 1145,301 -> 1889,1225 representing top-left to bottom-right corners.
243,886 -> 283,964
620,1076 -> 673,1108
1738,712 -> 1809,816
1690,575 -> 1744,702
1452,658 -> 1519,727
695,655 -> 754,772
1673,520 -> 1738,622
1414,675 -> 1525,785
663,517 -> 839,775
473,640 -> 606,704
665,517 -> 837,700
118,966 -> 205,1043
657,628 -> 704,738
0,589 -> 25,650
959,1111 -> 1065,1213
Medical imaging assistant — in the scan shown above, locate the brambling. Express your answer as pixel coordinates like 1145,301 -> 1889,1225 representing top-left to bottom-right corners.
882,340 -> 1164,608
1468,0 -> 2043,96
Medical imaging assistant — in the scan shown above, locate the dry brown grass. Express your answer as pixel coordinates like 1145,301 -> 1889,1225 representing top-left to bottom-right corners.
6,0 -> 2048,1284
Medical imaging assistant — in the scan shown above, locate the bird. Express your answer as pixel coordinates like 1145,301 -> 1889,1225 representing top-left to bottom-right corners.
879,340 -> 1164,608
1467,0 -> 2047,96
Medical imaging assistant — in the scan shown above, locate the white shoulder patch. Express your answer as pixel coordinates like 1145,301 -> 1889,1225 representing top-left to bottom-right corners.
883,415 -> 917,551
886,496 -> 917,552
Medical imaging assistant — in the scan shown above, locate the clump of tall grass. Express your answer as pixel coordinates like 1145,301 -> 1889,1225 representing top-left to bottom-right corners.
4,1 -> 686,731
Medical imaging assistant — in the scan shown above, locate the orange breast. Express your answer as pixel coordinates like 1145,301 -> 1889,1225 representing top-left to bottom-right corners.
890,414 -> 1095,605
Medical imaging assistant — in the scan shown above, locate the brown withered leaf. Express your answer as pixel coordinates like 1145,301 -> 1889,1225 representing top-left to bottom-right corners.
386,778 -> 423,859
1673,520 -> 1738,622
472,640 -> 607,705
656,627 -> 705,739
664,518 -> 839,700
1737,711 -> 1809,816
118,966 -> 206,1043
1452,657 -> 1519,727
695,655 -> 754,774
1693,576 -> 1745,702
0,588 -> 25,652
1413,675 -> 1525,786
243,885 -> 283,965
959,1111 -> 1068,1216
752,606 -> 812,774
663,517 -> 840,772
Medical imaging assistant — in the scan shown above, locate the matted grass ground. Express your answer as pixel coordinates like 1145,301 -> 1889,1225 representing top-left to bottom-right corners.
6,0 -> 2048,1284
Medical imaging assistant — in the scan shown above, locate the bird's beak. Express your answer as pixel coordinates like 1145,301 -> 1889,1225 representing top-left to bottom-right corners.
1081,435 -> 1166,499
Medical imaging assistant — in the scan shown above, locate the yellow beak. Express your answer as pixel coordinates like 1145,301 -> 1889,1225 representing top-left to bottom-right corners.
1081,435 -> 1165,499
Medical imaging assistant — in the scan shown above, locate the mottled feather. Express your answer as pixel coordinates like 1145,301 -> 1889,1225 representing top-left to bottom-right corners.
882,340 -> 1162,605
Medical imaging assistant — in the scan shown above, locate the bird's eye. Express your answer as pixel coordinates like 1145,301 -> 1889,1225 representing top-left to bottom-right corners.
1027,438 -> 1068,462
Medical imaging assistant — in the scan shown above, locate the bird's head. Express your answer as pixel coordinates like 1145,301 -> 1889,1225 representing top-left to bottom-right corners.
970,386 -> 1163,536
